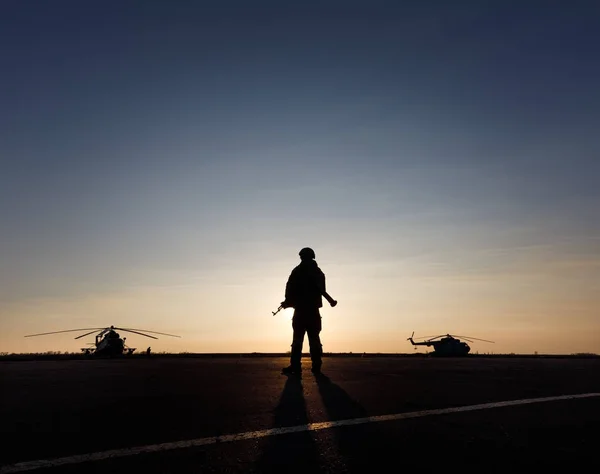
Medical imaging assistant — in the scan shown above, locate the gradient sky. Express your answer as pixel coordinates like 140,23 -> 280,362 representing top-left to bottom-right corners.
1,1 -> 599,355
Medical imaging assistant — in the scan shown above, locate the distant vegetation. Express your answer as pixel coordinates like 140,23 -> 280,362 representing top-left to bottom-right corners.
0,351 -> 598,361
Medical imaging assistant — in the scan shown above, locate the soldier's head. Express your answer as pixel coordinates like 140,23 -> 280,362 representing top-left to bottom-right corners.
299,247 -> 315,261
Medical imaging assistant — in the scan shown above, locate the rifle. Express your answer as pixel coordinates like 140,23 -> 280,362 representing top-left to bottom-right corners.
272,291 -> 337,316
322,291 -> 337,307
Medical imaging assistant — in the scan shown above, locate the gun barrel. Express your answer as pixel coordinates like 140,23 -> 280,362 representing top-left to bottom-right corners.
323,291 -> 337,307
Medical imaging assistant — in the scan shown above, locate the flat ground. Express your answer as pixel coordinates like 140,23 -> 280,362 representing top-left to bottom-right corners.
1,356 -> 599,473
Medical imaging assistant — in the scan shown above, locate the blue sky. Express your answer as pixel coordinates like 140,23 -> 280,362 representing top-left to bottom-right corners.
1,1 -> 599,354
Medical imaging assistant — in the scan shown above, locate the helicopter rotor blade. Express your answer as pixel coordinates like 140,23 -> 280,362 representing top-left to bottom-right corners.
24,328 -> 105,338
422,335 -> 446,342
114,328 -> 158,339
116,327 -> 181,338
453,335 -> 495,343
74,329 -> 104,340
461,336 -> 475,341
458,336 -> 476,343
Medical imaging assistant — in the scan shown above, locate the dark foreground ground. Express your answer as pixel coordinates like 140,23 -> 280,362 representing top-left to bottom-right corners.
1,356 -> 599,473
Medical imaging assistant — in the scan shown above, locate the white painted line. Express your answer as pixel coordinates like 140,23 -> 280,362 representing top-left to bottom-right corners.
1,392 -> 598,473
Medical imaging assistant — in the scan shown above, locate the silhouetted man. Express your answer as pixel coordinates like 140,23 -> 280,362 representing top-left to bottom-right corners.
281,247 -> 326,376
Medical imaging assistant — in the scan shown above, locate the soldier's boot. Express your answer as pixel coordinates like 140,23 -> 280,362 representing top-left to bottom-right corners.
281,365 -> 302,376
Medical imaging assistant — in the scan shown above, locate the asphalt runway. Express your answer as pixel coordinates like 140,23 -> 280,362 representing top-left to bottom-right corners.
1,356 -> 599,473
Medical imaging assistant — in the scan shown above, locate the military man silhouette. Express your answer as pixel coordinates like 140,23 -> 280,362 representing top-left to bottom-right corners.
280,247 -> 328,376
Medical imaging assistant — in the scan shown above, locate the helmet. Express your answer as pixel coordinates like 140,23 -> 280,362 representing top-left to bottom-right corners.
299,247 -> 315,260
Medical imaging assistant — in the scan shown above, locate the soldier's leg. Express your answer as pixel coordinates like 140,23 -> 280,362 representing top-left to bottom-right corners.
290,315 -> 306,370
306,311 -> 323,372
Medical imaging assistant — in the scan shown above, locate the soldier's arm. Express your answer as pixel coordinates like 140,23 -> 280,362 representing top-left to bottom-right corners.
315,268 -> 326,294
316,269 -> 337,307
283,269 -> 298,307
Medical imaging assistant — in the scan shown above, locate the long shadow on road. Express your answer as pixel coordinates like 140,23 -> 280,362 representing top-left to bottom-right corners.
314,372 -> 371,472
314,373 -> 368,421
252,375 -> 323,474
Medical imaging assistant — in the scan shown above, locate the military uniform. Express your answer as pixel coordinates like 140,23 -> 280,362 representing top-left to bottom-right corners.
281,248 -> 326,375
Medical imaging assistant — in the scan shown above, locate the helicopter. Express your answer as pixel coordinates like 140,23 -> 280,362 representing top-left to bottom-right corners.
24,325 -> 181,357
407,332 -> 494,356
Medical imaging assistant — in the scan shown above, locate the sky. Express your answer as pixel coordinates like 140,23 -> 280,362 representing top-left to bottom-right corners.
1,0 -> 599,355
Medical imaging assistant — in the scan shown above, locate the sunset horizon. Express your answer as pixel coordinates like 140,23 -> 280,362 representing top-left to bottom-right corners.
2,2 -> 598,357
